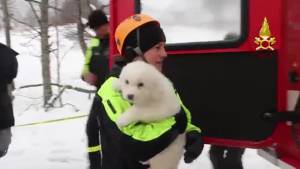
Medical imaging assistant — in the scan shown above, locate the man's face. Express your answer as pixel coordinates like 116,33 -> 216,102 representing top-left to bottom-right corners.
96,24 -> 109,38
143,42 -> 167,72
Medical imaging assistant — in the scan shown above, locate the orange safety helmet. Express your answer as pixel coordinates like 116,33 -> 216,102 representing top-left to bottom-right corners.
115,14 -> 160,55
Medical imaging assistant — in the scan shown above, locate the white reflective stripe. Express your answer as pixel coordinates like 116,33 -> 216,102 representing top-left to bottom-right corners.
287,90 -> 300,111
257,148 -> 297,169
278,159 -> 296,169
257,148 -> 279,166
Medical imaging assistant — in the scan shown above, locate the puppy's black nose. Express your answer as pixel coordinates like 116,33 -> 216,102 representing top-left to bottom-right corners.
127,94 -> 134,101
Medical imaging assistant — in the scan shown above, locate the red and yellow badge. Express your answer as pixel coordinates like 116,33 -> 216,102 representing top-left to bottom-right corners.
254,17 -> 276,51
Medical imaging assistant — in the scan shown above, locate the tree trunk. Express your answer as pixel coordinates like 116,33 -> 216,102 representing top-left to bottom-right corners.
1,0 -> 11,47
54,0 -> 62,107
77,0 -> 87,55
40,0 -> 52,106
1,0 -> 15,99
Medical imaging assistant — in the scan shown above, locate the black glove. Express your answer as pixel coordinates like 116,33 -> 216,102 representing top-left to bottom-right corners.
184,131 -> 204,163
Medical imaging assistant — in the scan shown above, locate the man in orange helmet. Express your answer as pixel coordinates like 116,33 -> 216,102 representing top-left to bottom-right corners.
94,14 -> 203,169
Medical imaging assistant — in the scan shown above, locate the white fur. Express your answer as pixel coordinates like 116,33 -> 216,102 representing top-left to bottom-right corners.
114,61 -> 185,169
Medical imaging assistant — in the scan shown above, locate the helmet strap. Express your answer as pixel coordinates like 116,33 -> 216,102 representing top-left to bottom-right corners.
123,28 -> 148,63
133,46 -> 142,56
133,47 -> 147,63
135,28 -> 147,62
124,46 -> 147,63
137,28 -> 141,48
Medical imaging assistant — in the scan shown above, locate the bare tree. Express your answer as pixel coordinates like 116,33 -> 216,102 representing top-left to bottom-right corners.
54,0 -> 62,107
56,0 -> 100,55
54,0 -> 77,25
40,0 -> 52,106
75,0 -> 100,55
25,0 -> 53,106
1,0 -> 11,47
1,0 -> 16,99
76,0 -> 87,54
2,0 -> 97,110
58,0 -> 90,54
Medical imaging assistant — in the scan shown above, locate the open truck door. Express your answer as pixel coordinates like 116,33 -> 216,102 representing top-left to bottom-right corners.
109,0 -> 300,168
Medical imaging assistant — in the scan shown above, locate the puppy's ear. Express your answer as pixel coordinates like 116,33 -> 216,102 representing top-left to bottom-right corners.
112,78 -> 121,92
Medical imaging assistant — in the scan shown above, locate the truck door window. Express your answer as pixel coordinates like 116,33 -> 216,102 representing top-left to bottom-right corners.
140,0 -> 243,45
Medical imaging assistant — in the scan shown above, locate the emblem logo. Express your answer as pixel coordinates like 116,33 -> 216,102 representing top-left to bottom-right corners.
132,15 -> 141,21
254,17 -> 276,51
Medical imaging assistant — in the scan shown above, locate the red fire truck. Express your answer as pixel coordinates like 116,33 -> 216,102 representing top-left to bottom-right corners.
106,0 -> 300,168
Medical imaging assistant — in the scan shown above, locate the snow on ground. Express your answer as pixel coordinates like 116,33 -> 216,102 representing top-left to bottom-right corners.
0,26 -> 279,169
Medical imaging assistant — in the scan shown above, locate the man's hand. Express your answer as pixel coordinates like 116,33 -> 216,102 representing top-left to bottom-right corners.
83,72 -> 98,86
184,131 -> 204,163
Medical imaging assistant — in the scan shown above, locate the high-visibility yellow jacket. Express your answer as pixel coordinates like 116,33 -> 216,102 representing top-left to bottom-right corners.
96,71 -> 201,169
82,36 -> 109,89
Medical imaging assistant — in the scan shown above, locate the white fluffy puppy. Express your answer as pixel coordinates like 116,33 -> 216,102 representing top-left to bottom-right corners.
114,60 -> 180,126
114,61 -> 185,169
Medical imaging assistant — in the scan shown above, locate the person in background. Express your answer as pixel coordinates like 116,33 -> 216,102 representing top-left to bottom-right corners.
209,32 -> 245,169
209,145 -> 245,169
95,14 -> 204,169
81,9 -> 110,169
0,43 -> 18,158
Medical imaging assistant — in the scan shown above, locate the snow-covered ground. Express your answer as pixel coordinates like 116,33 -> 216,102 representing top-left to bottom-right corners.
0,26 -> 279,169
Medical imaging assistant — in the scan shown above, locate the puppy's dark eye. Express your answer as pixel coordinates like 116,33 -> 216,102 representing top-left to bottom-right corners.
125,80 -> 129,84
137,82 -> 144,88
